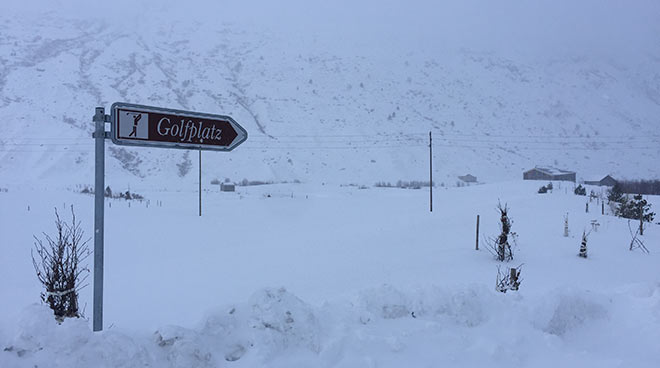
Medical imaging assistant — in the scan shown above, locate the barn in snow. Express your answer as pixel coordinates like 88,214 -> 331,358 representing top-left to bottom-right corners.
584,175 -> 617,187
458,174 -> 477,183
523,167 -> 576,182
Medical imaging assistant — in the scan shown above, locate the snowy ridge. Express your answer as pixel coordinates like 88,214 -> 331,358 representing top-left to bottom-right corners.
3,284 -> 660,367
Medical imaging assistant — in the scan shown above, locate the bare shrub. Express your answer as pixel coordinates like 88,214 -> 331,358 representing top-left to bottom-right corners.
487,202 -> 516,261
495,265 -> 522,293
32,206 -> 90,321
628,221 -> 650,254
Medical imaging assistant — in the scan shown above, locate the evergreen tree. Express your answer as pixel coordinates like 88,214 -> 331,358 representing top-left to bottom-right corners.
607,182 -> 624,203
574,184 -> 586,196
615,194 -> 655,222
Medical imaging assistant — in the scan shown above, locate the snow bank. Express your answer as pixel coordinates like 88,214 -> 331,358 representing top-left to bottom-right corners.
3,284 -> 660,367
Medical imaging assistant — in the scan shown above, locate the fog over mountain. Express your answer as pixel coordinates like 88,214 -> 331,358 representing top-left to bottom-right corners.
1,0 -> 659,188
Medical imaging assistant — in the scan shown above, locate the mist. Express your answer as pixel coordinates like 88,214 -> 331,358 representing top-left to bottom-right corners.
7,0 -> 660,62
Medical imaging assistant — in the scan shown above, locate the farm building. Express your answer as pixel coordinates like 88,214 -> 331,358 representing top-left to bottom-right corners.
584,175 -> 617,187
458,174 -> 477,183
220,183 -> 236,192
523,166 -> 576,182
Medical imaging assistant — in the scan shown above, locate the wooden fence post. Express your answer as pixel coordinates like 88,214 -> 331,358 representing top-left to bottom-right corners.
475,215 -> 480,250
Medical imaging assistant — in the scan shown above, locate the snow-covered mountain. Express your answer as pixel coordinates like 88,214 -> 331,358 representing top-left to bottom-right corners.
1,0 -> 659,189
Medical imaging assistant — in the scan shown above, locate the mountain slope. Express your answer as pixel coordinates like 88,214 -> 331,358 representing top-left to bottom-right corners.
1,2 -> 659,189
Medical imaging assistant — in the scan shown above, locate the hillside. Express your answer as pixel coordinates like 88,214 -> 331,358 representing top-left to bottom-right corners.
1,1 -> 660,190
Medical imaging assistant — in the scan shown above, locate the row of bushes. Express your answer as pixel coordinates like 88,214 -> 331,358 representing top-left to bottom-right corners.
375,180 -> 435,189
615,180 -> 660,196
80,186 -> 144,200
210,178 -> 302,186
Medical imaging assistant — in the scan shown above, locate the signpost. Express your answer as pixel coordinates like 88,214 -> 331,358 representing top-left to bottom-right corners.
110,102 -> 247,151
93,103 -> 247,331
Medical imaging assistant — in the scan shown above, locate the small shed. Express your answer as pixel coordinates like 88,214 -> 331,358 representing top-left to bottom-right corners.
220,183 -> 236,192
523,166 -> 576,182
458,174 -> 477,183
584,175 -> 617,187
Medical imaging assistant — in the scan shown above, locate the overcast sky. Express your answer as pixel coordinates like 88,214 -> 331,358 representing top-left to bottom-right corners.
6,0 -> 660,61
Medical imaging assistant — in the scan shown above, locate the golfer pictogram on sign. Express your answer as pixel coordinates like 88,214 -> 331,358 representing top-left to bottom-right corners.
129,114 -> 141,137
118,111 -> 149,140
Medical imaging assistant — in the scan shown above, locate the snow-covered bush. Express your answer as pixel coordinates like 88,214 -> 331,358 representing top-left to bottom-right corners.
358,284 -> 410,320
579,231 -> 588,258
537,290 -> 609,336
176,151 -> 192,177
607,182 -> 625,203
615,194 -> 655,223
153,326 -> 214,367
248,288 -> 321,355
31,207 -> 90,321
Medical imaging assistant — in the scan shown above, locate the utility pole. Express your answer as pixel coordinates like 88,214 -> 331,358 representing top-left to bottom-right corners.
199,148 -> 202,217
429,131 -> 433,212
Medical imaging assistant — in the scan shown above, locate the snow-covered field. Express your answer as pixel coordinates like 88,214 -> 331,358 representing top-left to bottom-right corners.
1,181 -> 659,367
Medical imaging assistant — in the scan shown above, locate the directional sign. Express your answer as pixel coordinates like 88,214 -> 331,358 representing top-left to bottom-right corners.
110,102 -> 247,151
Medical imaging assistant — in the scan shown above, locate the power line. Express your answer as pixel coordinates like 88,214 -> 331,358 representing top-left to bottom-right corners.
2,131 -> 659,153
5,131 -> 660,141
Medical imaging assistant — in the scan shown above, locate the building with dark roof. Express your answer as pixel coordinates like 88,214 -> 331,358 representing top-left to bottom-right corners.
458,174 -> 477,183
220,183 -> 236,192
523,166 -> 576,182
584,175 -> 617,187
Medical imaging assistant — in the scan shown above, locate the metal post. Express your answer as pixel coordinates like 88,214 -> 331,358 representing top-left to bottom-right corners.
475,215 -> 480,250
199,148 -> 202,217
93,107 -> 106,332
429,131 -> 432,212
